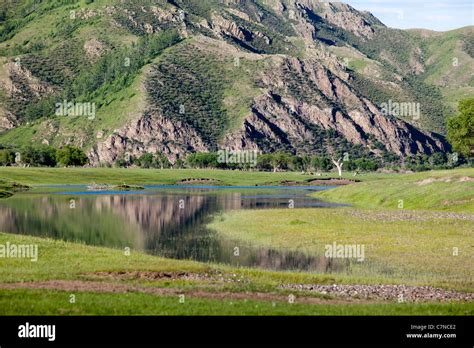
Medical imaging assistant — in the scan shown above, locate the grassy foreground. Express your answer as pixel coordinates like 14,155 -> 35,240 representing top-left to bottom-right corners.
208,208 -> 473,290
0,167 -> 473,315
207,168 -> 474,291
314,168 -> 474,213
0,233 -> 472,316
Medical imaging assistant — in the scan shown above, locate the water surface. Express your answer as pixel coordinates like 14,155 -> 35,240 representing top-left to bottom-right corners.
0,185 -> 348,272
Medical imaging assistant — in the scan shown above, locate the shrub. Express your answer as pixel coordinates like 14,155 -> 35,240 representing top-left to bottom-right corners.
21,146 -> 57,167
186,153 -> 219,169
354,158 -> 379,171
135,153 -> 154,168
312,156 -> 332,171
56,146 -> 88,167
447,98 -> 474,159
0,149 -> 15,166
256,154 -> 273,171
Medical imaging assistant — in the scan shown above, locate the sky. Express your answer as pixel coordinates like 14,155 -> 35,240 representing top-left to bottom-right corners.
343,0 -> 473,31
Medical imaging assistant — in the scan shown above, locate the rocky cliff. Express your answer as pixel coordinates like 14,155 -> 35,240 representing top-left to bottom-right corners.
1,0 -> 467,165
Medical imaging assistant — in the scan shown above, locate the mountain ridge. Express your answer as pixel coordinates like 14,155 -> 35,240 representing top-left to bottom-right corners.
0,0 -> 471,165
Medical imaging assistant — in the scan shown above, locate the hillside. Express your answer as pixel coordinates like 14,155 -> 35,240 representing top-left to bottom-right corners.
0,0 -> 471,166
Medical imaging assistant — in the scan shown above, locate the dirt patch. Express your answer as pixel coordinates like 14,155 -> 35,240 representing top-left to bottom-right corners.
307,178 -> 357,186
442,198 -> 474,207
85,271 -> 248,284
0,280 -> 370,305
417,178 -> 449,186
280,284 -> 474,302
416,176 -> 474,186
7,279 -> 469,304
278,180 -> 302,186
176,178 -> 223,185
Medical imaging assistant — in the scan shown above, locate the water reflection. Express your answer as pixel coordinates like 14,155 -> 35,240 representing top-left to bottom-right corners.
0,186 -> 346,272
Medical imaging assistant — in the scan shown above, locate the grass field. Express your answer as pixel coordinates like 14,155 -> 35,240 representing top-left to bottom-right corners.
0,233 -> 472,316
208,208 -> 473,290
2,289 -> 470,316
0,167 -> 473,315
0,167 -> 394,186
314,168 -> 474,212
208,169 -> 474,290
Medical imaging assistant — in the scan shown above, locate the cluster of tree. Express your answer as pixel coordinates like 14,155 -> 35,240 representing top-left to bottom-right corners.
183,151 -> 468,173
146,45 -> 228,146
8,29 -> 181,122
447,97 -> 473,161
257,153 -> 379,173
0,145 -> 88,167
2,145 -> 466,173
183,151 -> 379,174
116,152 -> 173,169
186,153 -> 222,169
403,152 -> 465,172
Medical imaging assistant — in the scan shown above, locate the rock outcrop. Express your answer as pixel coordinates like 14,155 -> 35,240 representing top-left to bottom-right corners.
90,112 -> 209,165
0,0 -> 456,165
222,56 -> 446,157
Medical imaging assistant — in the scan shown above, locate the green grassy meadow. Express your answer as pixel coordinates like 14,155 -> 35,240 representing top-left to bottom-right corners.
208,168 -> 474,290
314,168 -> 474,212
208,208 -> 473,290
2,289 -> 470,316
0,167 -> 392,186
0,167 -> 473,315
0,232 -> 472,316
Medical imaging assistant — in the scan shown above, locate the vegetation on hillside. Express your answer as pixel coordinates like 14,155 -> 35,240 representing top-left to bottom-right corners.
5,29 -> 181,123
147,43 -> 229,146
0,0 -> 471,165
447,98 -> 474,159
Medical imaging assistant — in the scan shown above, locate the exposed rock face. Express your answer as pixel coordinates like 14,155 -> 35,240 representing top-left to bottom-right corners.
0,62 -> 55,131
316,2 -> 376,39
93,52 -> 446,165
0,62 -> 55,100
90,112 -> 209,165
0,0 -> 456,165
222,56 -> 446,157
211,14 -> 251,41
209,13 -> 273,48
0,108 -> 17,131
269,0 -> 381,39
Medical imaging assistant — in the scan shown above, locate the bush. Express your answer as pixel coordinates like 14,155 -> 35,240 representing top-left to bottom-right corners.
429,152 -> 447,167
135,153 -> 154,168
291,155 -> 310,172
186,153 -> 219,169
447,98 -> 474,159
0,149 -> 15,166
354,158 -> 379,172
312,156 -> 332,171
56,146 -> 88,167
256,154 -> 273,171
135,153 -> 171,169
22,146 -> 57,167
155,153 -> 171,169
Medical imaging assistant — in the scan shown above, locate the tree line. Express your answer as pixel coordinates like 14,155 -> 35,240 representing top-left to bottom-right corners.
1,145 -> 466,173
0,145 -> 88,167
116,151 -> 379,173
